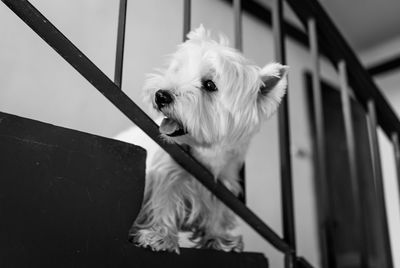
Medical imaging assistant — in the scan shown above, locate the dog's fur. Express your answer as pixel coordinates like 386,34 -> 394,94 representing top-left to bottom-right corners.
116,25 -> 288,253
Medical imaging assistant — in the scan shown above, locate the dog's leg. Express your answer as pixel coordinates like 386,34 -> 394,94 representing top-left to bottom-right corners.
198,196 -> 243,252
131,169 -> 183,253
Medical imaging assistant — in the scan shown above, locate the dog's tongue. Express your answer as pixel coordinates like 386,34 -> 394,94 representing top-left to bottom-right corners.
160,118 -> 180,135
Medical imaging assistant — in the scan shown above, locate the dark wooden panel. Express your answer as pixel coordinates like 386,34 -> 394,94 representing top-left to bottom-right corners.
0,111 -> 146,267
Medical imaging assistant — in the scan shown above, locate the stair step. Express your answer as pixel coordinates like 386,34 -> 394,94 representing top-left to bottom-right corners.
124,246 -> 268,268
0,111 -> 268,267
0,111 -> 146,267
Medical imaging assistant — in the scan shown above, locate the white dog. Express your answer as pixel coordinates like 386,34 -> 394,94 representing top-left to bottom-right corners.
116,25 -> 288,254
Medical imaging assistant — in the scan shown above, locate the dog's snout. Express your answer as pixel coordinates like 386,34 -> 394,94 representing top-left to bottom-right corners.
155,90 -> 173,108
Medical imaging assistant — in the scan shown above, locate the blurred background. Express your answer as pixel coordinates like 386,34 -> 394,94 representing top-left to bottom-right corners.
1,0 -> 399,267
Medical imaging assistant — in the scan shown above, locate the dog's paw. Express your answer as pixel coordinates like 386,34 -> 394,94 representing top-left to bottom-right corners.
200,234 -> 244,252
133,228 -> 180,254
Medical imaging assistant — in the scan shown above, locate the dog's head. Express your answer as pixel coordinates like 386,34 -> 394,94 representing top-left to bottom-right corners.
144,25 -> 288,148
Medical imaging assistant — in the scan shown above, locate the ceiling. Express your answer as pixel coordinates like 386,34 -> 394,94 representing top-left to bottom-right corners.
318,0 -> 400,51
258,0 -> 400,52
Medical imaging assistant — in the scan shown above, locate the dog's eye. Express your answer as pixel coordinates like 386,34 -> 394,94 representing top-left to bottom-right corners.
202,80 -> 218,92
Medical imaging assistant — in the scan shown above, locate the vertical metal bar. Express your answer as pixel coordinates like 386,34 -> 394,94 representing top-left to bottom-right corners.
233,0 -> 245,203
307,18 -> 331,268
392,132 -> 400,214
338,60 -> 368,267
183,0 -> 191,41
308,19 -> 324,182
234,0 -> 242,51
114,0 -> 127,88
273,0 -> 296,266
366,100 -> 394,268
238,165 -> 246,203
272,0 -> 286,64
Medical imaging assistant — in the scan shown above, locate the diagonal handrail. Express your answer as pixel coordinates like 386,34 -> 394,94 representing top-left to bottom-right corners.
0,0 -> 292,254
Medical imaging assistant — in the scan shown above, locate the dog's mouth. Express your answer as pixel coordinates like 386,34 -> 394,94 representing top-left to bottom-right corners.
159,117 -> 187,137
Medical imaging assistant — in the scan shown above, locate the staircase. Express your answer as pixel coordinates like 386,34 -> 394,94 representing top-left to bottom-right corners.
1,0 -> 399,267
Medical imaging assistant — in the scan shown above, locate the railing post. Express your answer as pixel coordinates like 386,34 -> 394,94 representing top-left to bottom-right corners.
307,18 -> 330,268
392,132 -> 400,214
338,60 -> 368,267
183,0 -> 191,41
272,0 -> 296,266
366,100 -> 394,268
233,0 -> 246,204
233,0 -> 242,52
114,0 -> 128,88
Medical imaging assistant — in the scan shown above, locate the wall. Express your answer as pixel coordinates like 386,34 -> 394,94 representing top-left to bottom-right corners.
4,0 -> 393,267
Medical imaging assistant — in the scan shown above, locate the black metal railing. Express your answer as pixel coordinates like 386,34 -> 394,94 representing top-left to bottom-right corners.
285,0 -> 396,267
1,0 -> 292,255
114,0 -> 127,88
338,60 -> 368,267
307,17 -> 330,268
272,0 -> 297,266
2,0 -> 400,267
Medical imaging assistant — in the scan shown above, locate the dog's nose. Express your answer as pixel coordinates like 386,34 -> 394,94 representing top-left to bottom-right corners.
155,90 -> 173,108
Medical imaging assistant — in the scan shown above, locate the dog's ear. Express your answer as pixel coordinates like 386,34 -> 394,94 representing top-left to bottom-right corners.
258,63 -> 288,118
187,24 -> 210,41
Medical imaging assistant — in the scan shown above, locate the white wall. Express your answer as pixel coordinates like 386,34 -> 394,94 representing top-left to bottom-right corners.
5,1 -> 396,267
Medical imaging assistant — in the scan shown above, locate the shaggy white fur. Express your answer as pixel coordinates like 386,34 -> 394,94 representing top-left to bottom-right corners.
115,25 -> 288,254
